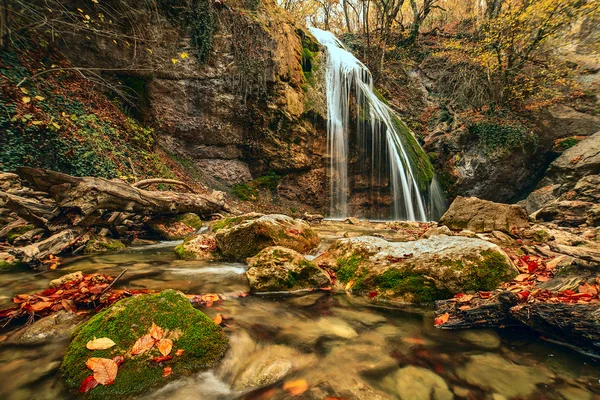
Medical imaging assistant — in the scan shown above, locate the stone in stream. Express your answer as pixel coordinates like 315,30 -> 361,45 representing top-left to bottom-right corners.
147,213 -> 203,240
211,213 -> 320,261
174,233 -> 217,260
316,235 -> 518,303
83,235 -> 126,254
439,196 -> 530,233
246,246 -> 330,292
381,366 -> 453,400
12,310 -> 86,344
456,329 -> 501,350
0,251 -> 24,271
61,290 -> 228,399
456,353 -> 553,398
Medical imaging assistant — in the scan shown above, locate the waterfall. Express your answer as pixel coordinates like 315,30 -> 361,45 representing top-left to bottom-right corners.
309,27 -> 445,221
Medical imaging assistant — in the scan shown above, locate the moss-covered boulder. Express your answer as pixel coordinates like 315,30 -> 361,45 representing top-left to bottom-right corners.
247,246 -> 330,292
439,196 -> 530,233
315,235 -> 518,303
174,234 -> 217,260
147,213 -> 203,240
61,290 -> 228,399
84,236 -> 126,254
212,214 -> 320,261
0,252 -> 25,271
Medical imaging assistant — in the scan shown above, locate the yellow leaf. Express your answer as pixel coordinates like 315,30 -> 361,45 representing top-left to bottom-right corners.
157,339 -> 173,356
171,58 -> 179,64
146,48 -> 153,54
86,337 -> 116,350
92,0 -> 99,3
77,8 -> 84,12
180,52 -> 189,59
131,334 -> 155,355
34,95 -> 45,101
149,322 -> 163,340
91,358 -> 118,385
22,96 -> 31,104
85,14 -> 91,19
20,87 -> 29,94
32,121 -> 44,125
283,379 -> 308,396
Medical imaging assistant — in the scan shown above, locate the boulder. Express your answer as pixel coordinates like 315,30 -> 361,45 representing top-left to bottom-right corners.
246,246 -> 330,292
382,366 -> 453,400
13,310 -> 85,344
524,184 -> 561,214
0,252 -> 24,271
439,196 -> 529,233
174,234 -> 217,260
83,236 -> 126,254
316,235 -> 518,303
61,290 -> 228,399
422,225 -> 453,238
212,214 -> 320,261
147,213 -> 203,241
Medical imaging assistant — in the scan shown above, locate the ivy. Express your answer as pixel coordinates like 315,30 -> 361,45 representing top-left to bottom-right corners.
469,119 -> 537,153
187,0 -> 215,64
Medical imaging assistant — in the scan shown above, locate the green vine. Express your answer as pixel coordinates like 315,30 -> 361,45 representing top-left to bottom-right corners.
187,0 -> 215,63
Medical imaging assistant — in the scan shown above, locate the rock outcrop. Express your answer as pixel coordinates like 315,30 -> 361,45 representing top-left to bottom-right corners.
246,246 -> 330,292
316,235 -> 518,303
439,196 -> 530,233
212,214 -> 320,261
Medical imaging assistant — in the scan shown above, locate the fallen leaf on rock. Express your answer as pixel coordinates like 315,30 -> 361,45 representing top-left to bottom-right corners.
61,299 -> 77,313
579,283 -> 598,296
79,375 -> 99,393
536,276 -> 551,282
162,366 -> 172,377
149,322 -> 163,340
514,274 -> 531,282
157,338 -> 173,356
213,314 -> 223,325
86,337 -> 116,350
458,294 -> 474,302
434,313 -> 449,326
131,334 -> 155,355
153,355 -> 173,363
283,379 -> 308,396
459,305 -> 471,310
86,358 -> 101,370
91,358 -> 118,385
175,349 -> 184,356
31,301 -> 53,312
478,291 -> 492,299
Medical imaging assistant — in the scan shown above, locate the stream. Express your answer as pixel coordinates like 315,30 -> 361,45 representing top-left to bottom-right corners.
0,224 -> 599,399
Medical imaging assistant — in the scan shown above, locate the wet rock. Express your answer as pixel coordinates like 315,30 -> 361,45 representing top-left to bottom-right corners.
439,196 -> 530,233
83,236 -> 126,254
12,310 -> 85,344
302,212 -> 324,224
456,353 -> 553,398
174,233 -> 217,260
288,292 -> 325,307
382,366 -> 453,400
277,316 -> 358,348
61,290 -> 228,399
49,271 -> 83,287
0,252 -> 24,271
422,225 -> 453,238
332,307 -> 387,327
556,386 -> 593,400
457,329 -> 501,350
213,214 -> 320,261
488,230 -> 515,245
457,230 -> 477,238
246,246 -> 330,292
147,213 -> 203,240
536,200 -> 598,227
316,235 -> 518,303
344,217 -> 361,225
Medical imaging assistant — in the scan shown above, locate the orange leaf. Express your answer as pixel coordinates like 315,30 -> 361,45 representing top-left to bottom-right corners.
149,322 -> 163,340
86,357 -> 101,370
402,337 -> 425,345
31,301 -> 53,311
153,355 -> 173,362
131,334 -> 155,355
86,337 -> 116,350
579,283 -> 598,296
478,291 -> 492,299
434,313 -> 450,326
91,358 -> 118,385
175,349 -> 185,356
283,379 -> 308,396
514,274 -> 531,282
213,313 -> 223,325
61,299 -> 77,313
157,339 -> 173,356
162,366 -> 172,378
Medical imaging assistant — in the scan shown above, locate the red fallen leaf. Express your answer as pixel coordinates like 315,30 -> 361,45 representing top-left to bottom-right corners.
579,283 -> 598,296
112,356 -> 125,366
175,349 -> 185,357
519,291 -> 530,301
288,229 -> 301,235
368,291 -> 378,298
162,366 -> 172,378
283,379 -> 309,396
30,301 -> 53,312
131,334 -> 155,355
478,291 -> 492,299
434,313 -> 450,326
79,375 -> 99,393
61,299 -> 77,313
153,355 -> 173,363
454,293 -> 465,298
563,290 -> 576,296
434,363 -> 444,374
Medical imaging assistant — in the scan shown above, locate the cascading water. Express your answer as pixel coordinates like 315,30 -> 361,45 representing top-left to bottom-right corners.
309,27 -> 446,221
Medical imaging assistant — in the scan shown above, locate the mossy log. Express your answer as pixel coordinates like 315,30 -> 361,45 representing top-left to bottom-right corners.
16,167 -> 226,227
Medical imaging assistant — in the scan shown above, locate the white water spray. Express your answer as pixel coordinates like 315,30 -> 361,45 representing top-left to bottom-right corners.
310,27 -> 444,221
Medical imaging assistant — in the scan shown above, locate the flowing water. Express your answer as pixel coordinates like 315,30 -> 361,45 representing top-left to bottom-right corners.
0,226 -> 599,399
309,28 -> 446,221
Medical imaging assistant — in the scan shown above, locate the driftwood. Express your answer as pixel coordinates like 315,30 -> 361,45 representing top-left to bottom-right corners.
10,229 -> 79,265
16,167 -> 225,227
0,218 -> 27,239
435,291 -> 519,329
0,192 -> 54,225
132,178 -> 194,192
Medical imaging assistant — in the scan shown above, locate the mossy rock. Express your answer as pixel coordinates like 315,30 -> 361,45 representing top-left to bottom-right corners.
61,290 -> 228,399
213,214 -> 320,261
246,246 -> 330,292
84,236 -> 126,254
316,235 -> 518,303
0,252 -> 26,271
5,224 -> 35,244
147,213 -> 203,240
174,233 -> 217,260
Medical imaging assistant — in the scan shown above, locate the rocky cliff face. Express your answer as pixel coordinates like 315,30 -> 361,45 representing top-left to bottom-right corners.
56,0 -> 328,211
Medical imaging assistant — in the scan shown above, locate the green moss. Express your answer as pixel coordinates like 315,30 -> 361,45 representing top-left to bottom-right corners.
373,268 -> 451,303
0,260 -> 27,272
174,243 -> 195,260
84,237 -> 126,254
6,224 -> 35,243
373,87 -> 390,106
231,183 -> 258,201
534,229 -> 550,242
461,250 -> 516,291
335,255 -> 364,283
210,216 -> 250,232
468,119 -> 537,154
176,213 -> 203,230
61,290 -> 228,399
390,115 -> 435,192
556,136 -> 580,151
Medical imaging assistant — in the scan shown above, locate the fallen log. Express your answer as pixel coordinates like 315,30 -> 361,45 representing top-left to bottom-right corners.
10,229 -> 79,267
132,178 -> 194,192
16,167 -> 226,227
0,191 -> 54,226
435,291 -> 519,329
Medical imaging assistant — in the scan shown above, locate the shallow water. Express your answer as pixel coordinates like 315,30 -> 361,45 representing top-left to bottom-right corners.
0,243 -> 599,400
